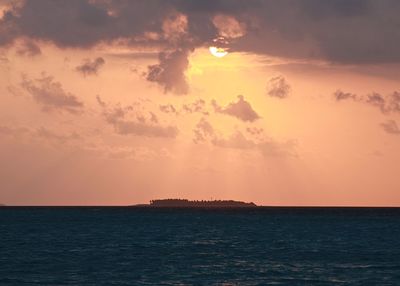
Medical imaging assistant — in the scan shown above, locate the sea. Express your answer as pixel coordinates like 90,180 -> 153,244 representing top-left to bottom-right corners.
0,207 -> 400,285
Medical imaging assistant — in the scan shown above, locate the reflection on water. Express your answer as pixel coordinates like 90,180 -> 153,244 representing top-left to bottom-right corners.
0,207 -> 400,285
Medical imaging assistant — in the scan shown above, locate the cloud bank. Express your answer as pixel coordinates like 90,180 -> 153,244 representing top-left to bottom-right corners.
1,0 -> 400,64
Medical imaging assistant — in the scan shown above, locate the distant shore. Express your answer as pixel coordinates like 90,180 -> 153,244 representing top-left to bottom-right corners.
131,199 -> 258,208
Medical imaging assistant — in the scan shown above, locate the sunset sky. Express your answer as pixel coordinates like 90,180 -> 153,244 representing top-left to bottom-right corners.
1,0 -> 400,206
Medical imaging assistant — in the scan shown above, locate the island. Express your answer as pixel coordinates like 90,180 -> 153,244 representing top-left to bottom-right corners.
133,199 -> 257,208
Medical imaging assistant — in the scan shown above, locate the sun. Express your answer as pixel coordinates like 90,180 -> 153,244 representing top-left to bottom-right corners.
209,46 -> 228,58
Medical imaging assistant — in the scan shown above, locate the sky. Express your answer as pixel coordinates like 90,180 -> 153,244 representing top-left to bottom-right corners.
1,0 -> 400,206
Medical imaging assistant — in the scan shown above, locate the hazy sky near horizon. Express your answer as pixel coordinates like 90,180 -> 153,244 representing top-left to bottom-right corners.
1,0 -> 400,206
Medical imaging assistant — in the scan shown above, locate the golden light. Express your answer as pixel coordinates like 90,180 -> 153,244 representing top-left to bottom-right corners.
209,46 -> 228,58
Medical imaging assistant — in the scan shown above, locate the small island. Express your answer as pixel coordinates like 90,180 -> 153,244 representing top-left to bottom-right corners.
133,199 -> 257,208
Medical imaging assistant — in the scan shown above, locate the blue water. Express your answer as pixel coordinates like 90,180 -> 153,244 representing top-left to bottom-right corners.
1,207 -> 400,285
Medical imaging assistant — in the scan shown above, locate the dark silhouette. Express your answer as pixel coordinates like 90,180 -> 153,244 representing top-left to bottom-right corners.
134,199 -> 257,208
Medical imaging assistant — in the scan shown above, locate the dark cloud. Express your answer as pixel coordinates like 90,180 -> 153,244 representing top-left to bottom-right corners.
334,90 -> 400,114
384,92 -> 400,114
95,94 -> 106,107
159,99 -> 209,115
1,1 -> 400,64
76,57 -> 105,76
182,99 -> 209,115
98,96 -> 178,138
146,49 -> 190,95
16,39 -> 41,56
159,104 -> 178,114
20,75 -> 84,113
232,1 -> 400,64
365,93 -> 386,113
212,95 -> 260,122
193,117 -> 215,143
334,90 -> 358,101
246,127 -> 263,136
380,120 -> 400,135
266,76 -> 290,99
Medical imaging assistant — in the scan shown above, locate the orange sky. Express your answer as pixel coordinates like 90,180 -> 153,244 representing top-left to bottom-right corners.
1,1 -> 400,206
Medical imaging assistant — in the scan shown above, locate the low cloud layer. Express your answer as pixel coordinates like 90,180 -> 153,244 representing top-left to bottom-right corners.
212,95 -> 260,122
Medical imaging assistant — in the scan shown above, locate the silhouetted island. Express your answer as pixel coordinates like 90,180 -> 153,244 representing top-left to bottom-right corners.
133,199 -> 257,208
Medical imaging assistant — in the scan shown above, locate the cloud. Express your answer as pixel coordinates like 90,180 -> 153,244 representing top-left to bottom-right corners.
333,90 -> 358,101
76,57 -> 105,76
0,54 -> 8,64
266,76 -> 290,99
20,75 -> 84,113
380,120 -> 400,135
16,39 -> 41,56
334,90 -> 400,114
112,120 -> 178,138
365,92 -> 386,113
2,1 -> 400,64
162,12 -> 188,43
246,127 -> 263,136
182,99 -> 209,115
0,125 -> 30,137
212,131 -> 256,149
96,94 -> 106,107
35,127 -> 81,144
159,99 -> 209,115
212,131 -> 297,157
212,14 -> 246,39
159,99 -> 210,116
212,95 -> 260,122
146,49 -> 190,95
193,118 -> 296,156
193,117 -> 215,143
159,104 -> 178,114
98,96 -> 178,138
0,124 -> 80,145
85,144 -> 173,161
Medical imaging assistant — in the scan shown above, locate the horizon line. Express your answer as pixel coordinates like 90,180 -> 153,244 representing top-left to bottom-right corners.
2,205 -> 400,208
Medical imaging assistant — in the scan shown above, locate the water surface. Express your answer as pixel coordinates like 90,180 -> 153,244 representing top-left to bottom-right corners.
1,207 -> 399,285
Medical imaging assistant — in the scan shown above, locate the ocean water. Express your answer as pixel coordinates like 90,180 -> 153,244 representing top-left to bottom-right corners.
1,207 -> 400,285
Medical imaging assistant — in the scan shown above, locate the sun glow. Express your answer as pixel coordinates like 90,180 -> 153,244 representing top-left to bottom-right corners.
209,46 -> 228,58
